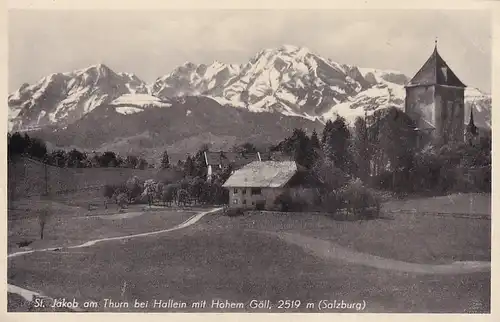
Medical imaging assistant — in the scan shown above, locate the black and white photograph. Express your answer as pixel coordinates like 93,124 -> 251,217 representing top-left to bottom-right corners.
6,3 -> 492,314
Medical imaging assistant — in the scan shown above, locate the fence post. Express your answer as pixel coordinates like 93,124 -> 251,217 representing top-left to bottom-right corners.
44,162 -> 48,196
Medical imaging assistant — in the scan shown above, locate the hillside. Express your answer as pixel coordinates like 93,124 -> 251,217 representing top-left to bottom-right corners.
32,96 -> 324,155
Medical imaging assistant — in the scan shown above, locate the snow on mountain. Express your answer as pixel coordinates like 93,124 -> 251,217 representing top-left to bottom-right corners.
8,64 -> 152,131
358,67 -> 410,86
203,45 -> 371,120
320,72 -> 491,130
110,93 -> 172,115
320,81 -> 405,124
9,45 -> 491,133
151,61 -> 242,98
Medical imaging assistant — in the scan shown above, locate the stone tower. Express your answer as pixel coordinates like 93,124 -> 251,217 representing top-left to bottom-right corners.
404,42 -> 466,146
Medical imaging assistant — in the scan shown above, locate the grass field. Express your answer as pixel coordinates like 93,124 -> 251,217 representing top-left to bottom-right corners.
7,193 -> 491,313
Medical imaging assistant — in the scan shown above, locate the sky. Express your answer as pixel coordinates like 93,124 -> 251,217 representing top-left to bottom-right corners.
8,9 -> 492,92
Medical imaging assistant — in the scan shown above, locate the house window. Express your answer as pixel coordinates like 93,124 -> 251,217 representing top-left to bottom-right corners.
234,188 -> 238,194
243,200 -> 247,205
251,188 -> 262,195
242,188 -> 247,194
233,199 -> 238,204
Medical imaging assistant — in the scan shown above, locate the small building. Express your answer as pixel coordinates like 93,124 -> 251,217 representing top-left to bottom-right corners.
222,160 -> 322,210
204,151 -> 262,181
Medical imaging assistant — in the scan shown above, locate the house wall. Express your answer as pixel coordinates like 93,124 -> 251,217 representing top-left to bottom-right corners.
228,187 -> 285,209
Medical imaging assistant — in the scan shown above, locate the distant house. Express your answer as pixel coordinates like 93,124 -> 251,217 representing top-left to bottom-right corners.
203,150 -> 291,181
222,160 -> 321,210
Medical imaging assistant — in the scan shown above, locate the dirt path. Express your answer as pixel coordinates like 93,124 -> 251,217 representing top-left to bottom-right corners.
7,207 -> 223,308
260,231 -> 490,275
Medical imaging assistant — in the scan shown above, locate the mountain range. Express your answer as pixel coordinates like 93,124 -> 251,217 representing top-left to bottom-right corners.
8,45 -> 491,159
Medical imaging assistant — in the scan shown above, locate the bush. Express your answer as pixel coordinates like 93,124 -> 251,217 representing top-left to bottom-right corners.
162,184 -> 177,205
103,184 -> 117,199
224,206 -> 245,217
274,191 -> 294,212
116,192 -> 129,209
274,190 -> 310,212
255,200 -> 266,211
320,191 -> 342,214
341,179 -> 381,219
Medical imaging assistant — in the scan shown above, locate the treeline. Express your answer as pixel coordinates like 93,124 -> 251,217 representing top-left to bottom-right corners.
272,107 -> 491,195
7,132 -> 171,169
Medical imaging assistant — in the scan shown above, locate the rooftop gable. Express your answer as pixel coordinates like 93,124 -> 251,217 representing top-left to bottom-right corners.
406,45 -> 466,88
222,161 -> 298,188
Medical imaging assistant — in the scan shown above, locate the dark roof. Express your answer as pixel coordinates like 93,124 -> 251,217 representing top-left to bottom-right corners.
406,45 -> 466,88
204,151 -> 260,168
259,151 -> 293,162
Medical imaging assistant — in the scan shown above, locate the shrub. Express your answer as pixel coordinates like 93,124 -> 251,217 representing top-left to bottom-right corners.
341,179 -> 381,219
274,191 -> 293,212
177,189 -> 189,206
320,191 -> 342,214
162,184 -> 177,205
255,200 -> 266,211
116,192 -> 129,210
274,190 -> 309,212
103,184 -> 117,199
312,158 -> 349,190
224,206 -> 245,217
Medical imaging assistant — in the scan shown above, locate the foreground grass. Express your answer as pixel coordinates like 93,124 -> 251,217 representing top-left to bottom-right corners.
198,209 -> 490,265
8,227 -> 489,313
8,205 -> 196,253
382,193 -> 491,215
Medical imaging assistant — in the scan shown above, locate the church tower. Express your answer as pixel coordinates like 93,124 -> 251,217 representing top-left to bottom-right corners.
404,41 -> 466,146
465,107 -> 479,145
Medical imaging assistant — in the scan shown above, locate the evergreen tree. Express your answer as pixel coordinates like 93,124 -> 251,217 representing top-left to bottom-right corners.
310,129 -> 321,150
322,116 -> 352,173
184,155 -> 195,177
353,116 -> 370,182
160,150 -> 170,169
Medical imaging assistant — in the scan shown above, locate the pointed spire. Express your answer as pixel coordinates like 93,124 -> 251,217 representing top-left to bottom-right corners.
434,37 -> 438,50
469,107 -> 475,126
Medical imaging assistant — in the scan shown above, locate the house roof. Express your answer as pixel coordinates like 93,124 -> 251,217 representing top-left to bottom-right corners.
204,151 -> 261,168
222,161 -> 298,188
406,45 -> 466,88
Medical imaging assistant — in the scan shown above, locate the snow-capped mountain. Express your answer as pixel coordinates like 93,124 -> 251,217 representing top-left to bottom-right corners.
204,45 -> 371,120
9,45 -> 492,134
151,61 -> 241,98
8,64 -> 152,131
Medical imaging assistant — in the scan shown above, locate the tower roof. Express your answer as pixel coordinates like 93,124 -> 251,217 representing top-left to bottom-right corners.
406,44 -> 466,88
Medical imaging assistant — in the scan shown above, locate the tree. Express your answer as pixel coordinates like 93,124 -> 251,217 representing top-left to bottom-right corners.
38,206 -> 50,240
352,116 -> 371,182
275,128 -> 315,169
137,157 -> 148,169
126,176 -> 143,203
66,149 -> 86,168
322,116 -> 352,173
124,155 -> 139,169
160,150 -> 170,169
99,151 -> 118,167
162,184 -> 177,206
26,137 -> 47,160
183,155 -> 195,177
310,129 -> 321,150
